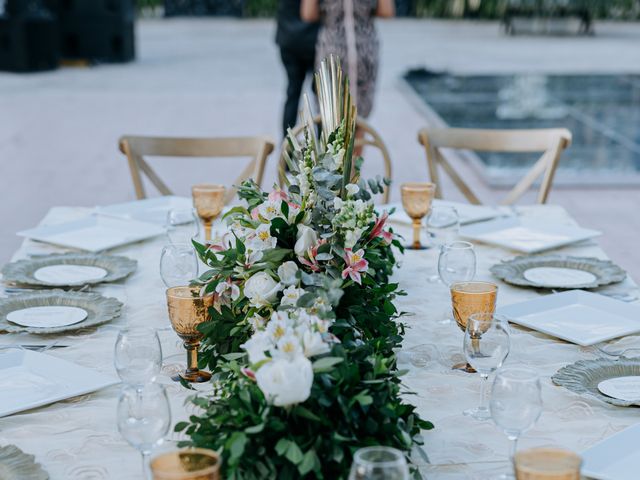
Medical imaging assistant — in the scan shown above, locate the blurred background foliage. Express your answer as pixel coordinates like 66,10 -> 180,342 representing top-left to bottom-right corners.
138,0 -> 640,19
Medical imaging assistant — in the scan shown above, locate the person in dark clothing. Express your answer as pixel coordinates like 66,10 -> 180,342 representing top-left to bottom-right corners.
276,0 -> 320,137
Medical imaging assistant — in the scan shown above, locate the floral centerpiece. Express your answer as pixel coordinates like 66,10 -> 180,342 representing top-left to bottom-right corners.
177,55 -> 433,479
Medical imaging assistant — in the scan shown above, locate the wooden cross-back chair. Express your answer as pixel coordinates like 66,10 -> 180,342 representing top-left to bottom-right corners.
418,127 -> 572,205
119,135 -> 274,205
278,116 -> 393,203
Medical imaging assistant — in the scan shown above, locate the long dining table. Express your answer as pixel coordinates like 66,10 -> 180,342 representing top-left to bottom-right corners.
1,203 -> 638,479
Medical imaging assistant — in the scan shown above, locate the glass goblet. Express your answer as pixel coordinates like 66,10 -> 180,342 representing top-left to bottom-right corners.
348,446 -> 409,480
191,184 -> 225,242
514,447 -> 581,480
400,182 -> 436,250
166,286 -> 213,383
436,241 -> 476,325
160,244 -> 199,288
450,281 -> 498,372
150,448 -> 221,480
427,205 -> 459,249
114,327 -> 163,387
491,366 -> 543,480
166,208 -> 200,245
117,383 -> 172,480
463,313 -> 510,420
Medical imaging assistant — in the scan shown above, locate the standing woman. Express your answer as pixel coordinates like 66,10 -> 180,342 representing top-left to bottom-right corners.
300,0 -> 394,122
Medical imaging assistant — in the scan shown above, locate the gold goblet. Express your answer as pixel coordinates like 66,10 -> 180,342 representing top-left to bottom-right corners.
450,281 -> 498,372
191,184 -> 225,242
151,448 -> 220,480
400,182 -> 436,250
514,448 -> 581,480
166,286 -> 213,383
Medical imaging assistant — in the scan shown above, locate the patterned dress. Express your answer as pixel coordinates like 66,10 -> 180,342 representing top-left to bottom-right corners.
316,0 -> 379,118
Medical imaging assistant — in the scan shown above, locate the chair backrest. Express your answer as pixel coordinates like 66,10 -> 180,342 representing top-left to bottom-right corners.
417,127 -> 572,205
278,116 -> 393,203
119,135 -> 275,204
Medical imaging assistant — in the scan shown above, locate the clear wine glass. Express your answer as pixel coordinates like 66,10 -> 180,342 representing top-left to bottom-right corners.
117,383 -> 171,480
490,366 -> 543,479
348,446 -> 409,480
463,313 -> 510,420
159,244 -> 199,288
427,205 -> 459,248
437,241 -> 476,325
166,208 -> 200,245
114,327 -> 163,387
427,206 -> 460,283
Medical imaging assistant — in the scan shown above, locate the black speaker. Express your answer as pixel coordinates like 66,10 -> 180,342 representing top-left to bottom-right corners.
0,10 -> 59,72
44,0 -> 134,20
58,16 -> 134,62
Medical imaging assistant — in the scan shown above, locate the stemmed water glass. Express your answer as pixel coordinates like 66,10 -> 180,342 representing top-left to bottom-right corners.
166,208 -> 200,245
400,182 -> 436,250
348,446 -> 409,480
159,244 -> 199,288
490,366 -> 543,479
463,313 -> 510,420
191,184 -> 225,242
117,383 -> 171,480
427,206 -> 460,282
114,327 -> 163,387
427,205 -> 459,249
436,241 -> 476,325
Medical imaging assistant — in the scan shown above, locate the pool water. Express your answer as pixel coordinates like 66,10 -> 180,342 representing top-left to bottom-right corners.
404,71 -> 640,186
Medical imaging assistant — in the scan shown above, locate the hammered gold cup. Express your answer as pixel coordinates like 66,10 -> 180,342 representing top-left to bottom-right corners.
166,286 -> 213,383
191,184 -> 225,242
514,448 -> 581,480
151,448 -> 220,480
400,182 -> 436,250
450,281 -> 498,372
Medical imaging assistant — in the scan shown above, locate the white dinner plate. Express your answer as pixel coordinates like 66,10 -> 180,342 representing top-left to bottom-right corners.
7,306 -> 88,328
96,196 -> 193,225
34,264 -> 108,284
17,215 -> 165,252
497,290 -> 640,346
460,217 -> 601,253
582,423 -> 640,480
383,200 -> 503,226
0,349 -> 118,417
598,377 -> 640,402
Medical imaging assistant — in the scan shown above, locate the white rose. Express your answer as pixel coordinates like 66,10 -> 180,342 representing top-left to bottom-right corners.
345,183 -> 360,197
277,261 -> 299,286
244,272 -> 282,307
294,225 -> 318,257
255,356 -> 314,407
302,330 -> 330,358
241,331 -> 272,364
281,285 -> 304,307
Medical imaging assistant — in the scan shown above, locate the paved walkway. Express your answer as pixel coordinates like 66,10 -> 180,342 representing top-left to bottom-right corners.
1,18 -> 639,277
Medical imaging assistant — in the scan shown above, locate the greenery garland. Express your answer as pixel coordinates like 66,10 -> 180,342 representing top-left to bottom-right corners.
176,56 -> 433,479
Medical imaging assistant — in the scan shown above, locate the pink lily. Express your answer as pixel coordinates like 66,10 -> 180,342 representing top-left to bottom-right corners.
341,248 -> 369,284
298,239 -> 326,272
268,189 -> 288,202
369,211 -> 394,245
241,367 -> 256,381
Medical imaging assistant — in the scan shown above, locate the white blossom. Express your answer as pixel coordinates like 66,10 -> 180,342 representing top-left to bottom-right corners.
281,285 -> 305,307
294,225 -> 318,257
255,356 -> 313,407
277,261 -> 299,286
244,272 -> 282,308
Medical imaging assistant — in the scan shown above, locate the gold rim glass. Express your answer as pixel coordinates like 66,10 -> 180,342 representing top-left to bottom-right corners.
166,286 -> 213,383
151,448 -> 220,480
514,447 -> 581,480
450,281 -> 498,372
191,184 -> 225,242
400,182 -> 436,250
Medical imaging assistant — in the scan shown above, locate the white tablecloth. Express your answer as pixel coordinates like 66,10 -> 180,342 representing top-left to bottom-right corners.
1,205 -> 638,479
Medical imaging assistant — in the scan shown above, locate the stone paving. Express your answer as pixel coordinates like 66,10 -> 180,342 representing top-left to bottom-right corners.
1,18 -> 639,277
